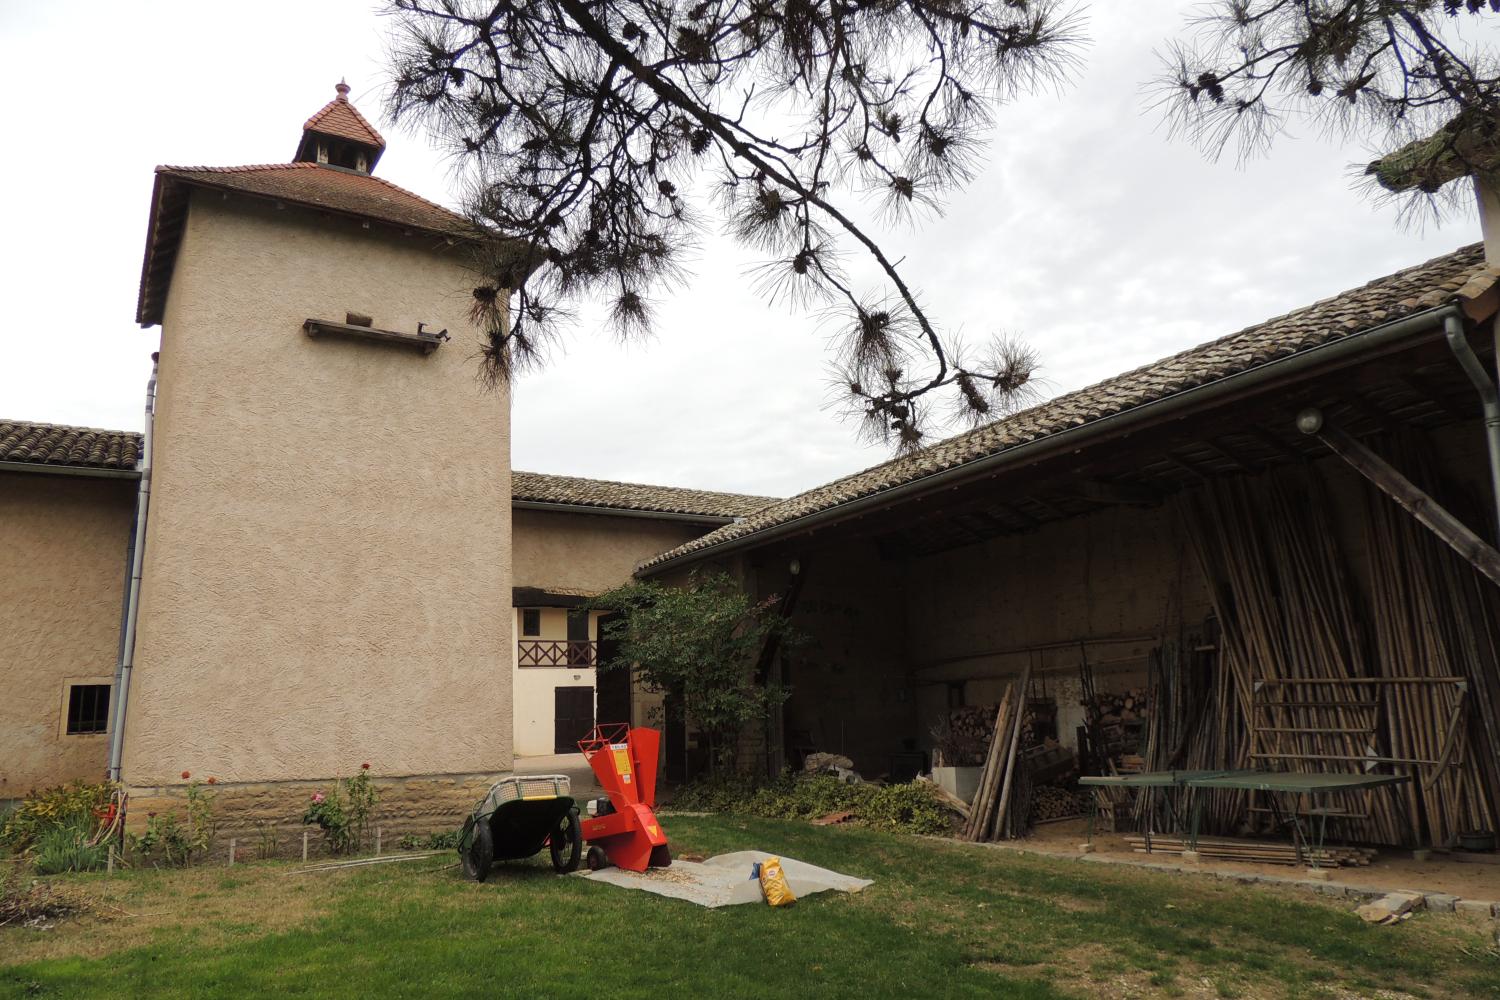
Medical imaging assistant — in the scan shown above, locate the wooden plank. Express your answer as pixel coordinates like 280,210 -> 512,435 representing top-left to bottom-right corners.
1299,411 -> 1500,587
303,318 -> 446,354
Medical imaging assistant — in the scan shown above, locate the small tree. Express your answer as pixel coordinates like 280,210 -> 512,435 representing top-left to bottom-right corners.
593,572 -> 795,775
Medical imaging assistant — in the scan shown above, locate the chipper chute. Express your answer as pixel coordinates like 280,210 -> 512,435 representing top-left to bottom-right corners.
578,724 -> 671,873
458,774 -> 581,881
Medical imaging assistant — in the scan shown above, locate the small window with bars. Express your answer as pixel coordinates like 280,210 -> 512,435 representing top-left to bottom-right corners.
66,684 -> 111,735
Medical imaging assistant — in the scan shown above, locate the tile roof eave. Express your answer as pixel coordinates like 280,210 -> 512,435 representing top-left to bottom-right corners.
512,498 -> 738,525
135,168 -> 489,328
635,252 -> 1500,577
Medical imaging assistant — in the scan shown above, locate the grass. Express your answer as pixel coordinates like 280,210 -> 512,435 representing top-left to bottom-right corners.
3,815 -> 1499,999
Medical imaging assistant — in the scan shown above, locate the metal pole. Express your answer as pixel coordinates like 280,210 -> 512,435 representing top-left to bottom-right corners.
108,354 -> 158,781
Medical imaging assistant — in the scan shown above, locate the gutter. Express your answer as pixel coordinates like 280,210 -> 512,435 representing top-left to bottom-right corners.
108,355 -> 158,782
0,462 -> 140,480
512,498 -> 737,526
1443,312 -> 1500,542
639,303 -> 1467,577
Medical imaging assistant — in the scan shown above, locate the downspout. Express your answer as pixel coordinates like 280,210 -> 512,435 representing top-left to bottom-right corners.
1443,312 -> 1500,543
108,353 -> 158,782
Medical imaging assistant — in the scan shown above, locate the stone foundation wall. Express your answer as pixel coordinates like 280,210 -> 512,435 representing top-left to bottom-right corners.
125,771 -> 500,858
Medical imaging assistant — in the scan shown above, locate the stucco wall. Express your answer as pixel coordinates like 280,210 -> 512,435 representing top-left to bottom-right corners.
122,192 -> 511,789
512,508 -> 709,594
510,509 -> 717,755
512,606 -> 602,756
0,472 -> 136,798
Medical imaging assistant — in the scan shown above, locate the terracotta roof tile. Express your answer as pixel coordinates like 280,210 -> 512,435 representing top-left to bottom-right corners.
513,471 -> 776,519
639,244 -> 1500,573
0,426 -> 774,520
303,93 -> 385,149
0,420 -> 141,471
155,163 -> 472,236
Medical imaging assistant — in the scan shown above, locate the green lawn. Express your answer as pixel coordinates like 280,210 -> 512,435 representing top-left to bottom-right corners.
3,815 -> 1498,999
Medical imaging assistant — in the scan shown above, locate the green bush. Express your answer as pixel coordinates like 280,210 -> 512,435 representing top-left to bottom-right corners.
303,767 -> 380,855
397,829 -> 460,851
31,827 -> 108,876
673,774 -> 950,835
0,782 -> 116,854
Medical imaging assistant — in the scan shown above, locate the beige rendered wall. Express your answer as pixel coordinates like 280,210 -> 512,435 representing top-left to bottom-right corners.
0,472 -> 135,798
512,607 -> 603,756
122,193 -> 511,795
511,508 -> 716,755
512,508 -> 709,594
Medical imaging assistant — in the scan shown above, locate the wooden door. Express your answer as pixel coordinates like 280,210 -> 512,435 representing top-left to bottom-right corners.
554,685 -> 594,753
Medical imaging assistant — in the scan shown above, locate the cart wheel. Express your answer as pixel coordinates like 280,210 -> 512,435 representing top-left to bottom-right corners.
462,817 -> 494,882
586,845 -> 609,871
550,807 -> 582,873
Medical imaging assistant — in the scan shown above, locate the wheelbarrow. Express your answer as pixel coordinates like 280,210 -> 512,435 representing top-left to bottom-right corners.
578,724 -> 671,872
458,774 -> 581,881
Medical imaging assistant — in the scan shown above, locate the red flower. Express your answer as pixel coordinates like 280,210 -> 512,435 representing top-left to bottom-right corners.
181,770 -> 191,780
361,762 -> 370,770
207,776 -> 217,785
147,811 -> 157,818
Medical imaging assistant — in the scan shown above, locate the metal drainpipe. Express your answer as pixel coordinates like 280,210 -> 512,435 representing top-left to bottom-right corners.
108,354 -> 158,782
1443,312 -> 1500,544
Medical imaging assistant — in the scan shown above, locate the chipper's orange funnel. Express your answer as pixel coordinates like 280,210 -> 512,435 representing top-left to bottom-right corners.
578,724 -> 670,872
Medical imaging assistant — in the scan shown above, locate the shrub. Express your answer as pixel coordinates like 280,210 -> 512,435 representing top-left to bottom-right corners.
674,774 -> 950,835
303,765 -> 380,855
128,777 -> 217,868
592,573 -> 798,776
397,829 -> 460,851
0,782 -> 116,854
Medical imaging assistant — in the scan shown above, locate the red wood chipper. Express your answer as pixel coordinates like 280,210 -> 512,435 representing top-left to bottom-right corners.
577,723 -> 671,872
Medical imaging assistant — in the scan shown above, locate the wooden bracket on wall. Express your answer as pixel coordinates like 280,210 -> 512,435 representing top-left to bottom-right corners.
303,318 -> 447,354
1295,408 -> 1500,587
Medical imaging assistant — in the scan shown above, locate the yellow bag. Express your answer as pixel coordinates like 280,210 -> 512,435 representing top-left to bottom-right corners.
759,856 -> 796,907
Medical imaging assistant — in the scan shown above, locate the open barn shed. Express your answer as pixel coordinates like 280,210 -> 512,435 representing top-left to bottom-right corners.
639,246 -> 1500,850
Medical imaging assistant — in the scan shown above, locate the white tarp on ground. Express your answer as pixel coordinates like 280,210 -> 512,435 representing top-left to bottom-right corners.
579,850 -> 873,908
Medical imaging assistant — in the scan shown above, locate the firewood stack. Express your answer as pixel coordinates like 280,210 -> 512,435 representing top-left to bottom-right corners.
1085,688 -> 1149,760
1030,784 -> 1089,823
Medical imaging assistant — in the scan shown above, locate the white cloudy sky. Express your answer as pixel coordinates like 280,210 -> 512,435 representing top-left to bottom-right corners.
0,2 -> 1490,498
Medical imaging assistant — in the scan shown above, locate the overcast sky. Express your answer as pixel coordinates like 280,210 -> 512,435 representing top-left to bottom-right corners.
1,2 -> 1490,498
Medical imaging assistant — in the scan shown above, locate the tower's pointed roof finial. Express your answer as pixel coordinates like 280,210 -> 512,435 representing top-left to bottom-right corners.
295,80 -> 386,172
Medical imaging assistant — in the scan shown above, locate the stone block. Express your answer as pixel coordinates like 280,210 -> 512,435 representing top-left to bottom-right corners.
1355,891 -> 1425,924
1425,893 -> 1459,913
1455,899 -> 1498,918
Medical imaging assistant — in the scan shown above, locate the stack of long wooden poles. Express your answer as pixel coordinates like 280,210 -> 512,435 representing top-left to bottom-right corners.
1362,436 -> 1500,846
964,665 -> 1034,842
1181,453 -> 1500,848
